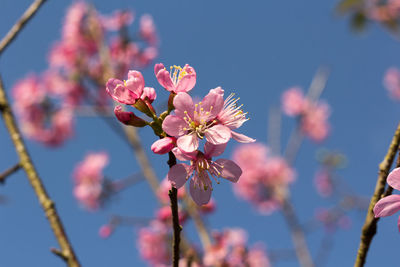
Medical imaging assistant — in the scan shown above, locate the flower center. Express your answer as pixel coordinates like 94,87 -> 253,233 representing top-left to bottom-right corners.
182,101 -> 216,138
169,65 -> 187,85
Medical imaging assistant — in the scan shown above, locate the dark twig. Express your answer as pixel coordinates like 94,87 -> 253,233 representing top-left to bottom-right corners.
0,0 -> 48,56
354,121 -> 400,267
168,152 -> 181,267
0,163 -> 21,184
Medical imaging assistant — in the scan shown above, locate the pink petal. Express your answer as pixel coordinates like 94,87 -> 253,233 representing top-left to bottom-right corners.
151,137 -> 176,154
231,131 -> 256,143
167,164 -> 190,189
172,147 -> 197,161
204,124 -> 231,145
154,63 -> 165,76
106,78 -> 139,104
156,68 -> 175,92
177,134 -> 199,152
201,88 -> 224,119
175,65 -> 196,93
162,115 -> 187,137
373,195 -> 400,217
215,159 -> 242,182
387,167 -> 400,191
126,70 -> 145,97
173,93 -> 194,119
204,142 -> 227,158
190,178 -> 212,205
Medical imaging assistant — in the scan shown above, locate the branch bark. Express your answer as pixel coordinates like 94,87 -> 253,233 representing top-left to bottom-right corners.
0,77 -> 80,267
354,121 -> 400,267
0,163 -> 21,184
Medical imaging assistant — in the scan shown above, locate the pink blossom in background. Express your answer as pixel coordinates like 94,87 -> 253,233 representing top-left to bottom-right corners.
314,169 -> 333,197
168,143 -> 242,205
384,67 -> 400,100
281,87 -> 306,116
204,228 -> 270,267
73,152 -> 109,211
154,63 -> 196,93
232,143 -> 295,214
12,75 -> 75,146
300,101 -> 330,142
315,208 -> 352,233
99,224 -> 114,239
156,206 -> 187,225
366,0 -> 400,22
101,10 -> 134,31
373,167 -> 400,231
137,220 -> 170,266
140,14 -> 158,45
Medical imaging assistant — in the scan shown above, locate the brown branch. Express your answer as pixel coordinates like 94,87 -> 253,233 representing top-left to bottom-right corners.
0,77 -> 80,267
281,199 -> 315,267
0,163 -> 21,184
354,121 -> 400,267
168,152 -> 181,267
0,0 -> 48,56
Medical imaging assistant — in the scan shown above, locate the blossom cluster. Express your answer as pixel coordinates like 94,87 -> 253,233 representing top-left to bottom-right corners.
281,87 -> 330,142
106,63 -> 254,205
12,1 -> 158,146
232,143 -> 295,214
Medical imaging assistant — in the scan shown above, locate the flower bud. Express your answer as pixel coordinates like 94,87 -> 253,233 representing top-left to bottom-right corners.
114,105 -> 147,127
140,87 -> 157,103
151,137 -> 176,154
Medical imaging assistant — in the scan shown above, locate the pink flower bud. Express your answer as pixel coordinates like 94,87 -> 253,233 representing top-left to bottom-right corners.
114,105 -> 147,127
141,87 -> 157,103
99,225 -> 113,238
151,137 -> 176,154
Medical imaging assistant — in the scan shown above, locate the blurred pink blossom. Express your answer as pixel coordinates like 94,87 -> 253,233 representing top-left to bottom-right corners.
384,67 -> 400,100
281,86 -> 306,116
73,152 -> 109,211
232,143 -> 295,214
314,169 -> 333,197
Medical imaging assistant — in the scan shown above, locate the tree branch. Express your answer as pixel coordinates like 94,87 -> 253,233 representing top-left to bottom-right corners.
354,121 -> 400,267
168,152 -> 181,267
0,77 -> 80,267
0,163 -> 21,184
0,0 -> 48,56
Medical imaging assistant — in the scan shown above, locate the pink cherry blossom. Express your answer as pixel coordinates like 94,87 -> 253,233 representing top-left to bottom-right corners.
73,152 -> 109,211
211,87 -> 255,143
151,137 -> 176,154
232,143 -> 295,214
162,90 -> 230,152
374,167 -> 400,231
154,63 -> 196,93
314,169 -> 333,197
281,87 -> 306,116
141,87 -> 157,103
301,101 -> 330,142
106,70 -> 145,104
140,14 -> 158,45
168,143 -> 242,205
384,67 -> 400,100
101,10 -> 134,31
99,224 -> 113,239
137,220 -> 170,266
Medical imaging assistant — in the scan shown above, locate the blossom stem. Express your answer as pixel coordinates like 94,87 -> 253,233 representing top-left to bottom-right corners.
168,152 -> 181,267
0,163 -> 21,184
0,76 -> 80,267
0,0 -> 48,56
354,121 -> 400,267
281,198 -> 315,267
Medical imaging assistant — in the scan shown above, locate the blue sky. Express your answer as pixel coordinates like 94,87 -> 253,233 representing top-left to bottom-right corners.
1,0 -> 400,266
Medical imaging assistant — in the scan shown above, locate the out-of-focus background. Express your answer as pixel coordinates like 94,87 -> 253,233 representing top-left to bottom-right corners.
1,0 -> 399,266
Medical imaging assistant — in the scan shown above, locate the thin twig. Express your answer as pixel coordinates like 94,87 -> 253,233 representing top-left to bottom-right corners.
281,199 -> 315,267
354,121 -> 400,267
268,106 -> 281,155
0,163 -> 21,184
0,0 -> 48,56
0,77 -> 80,267
168,152 -> 181,267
